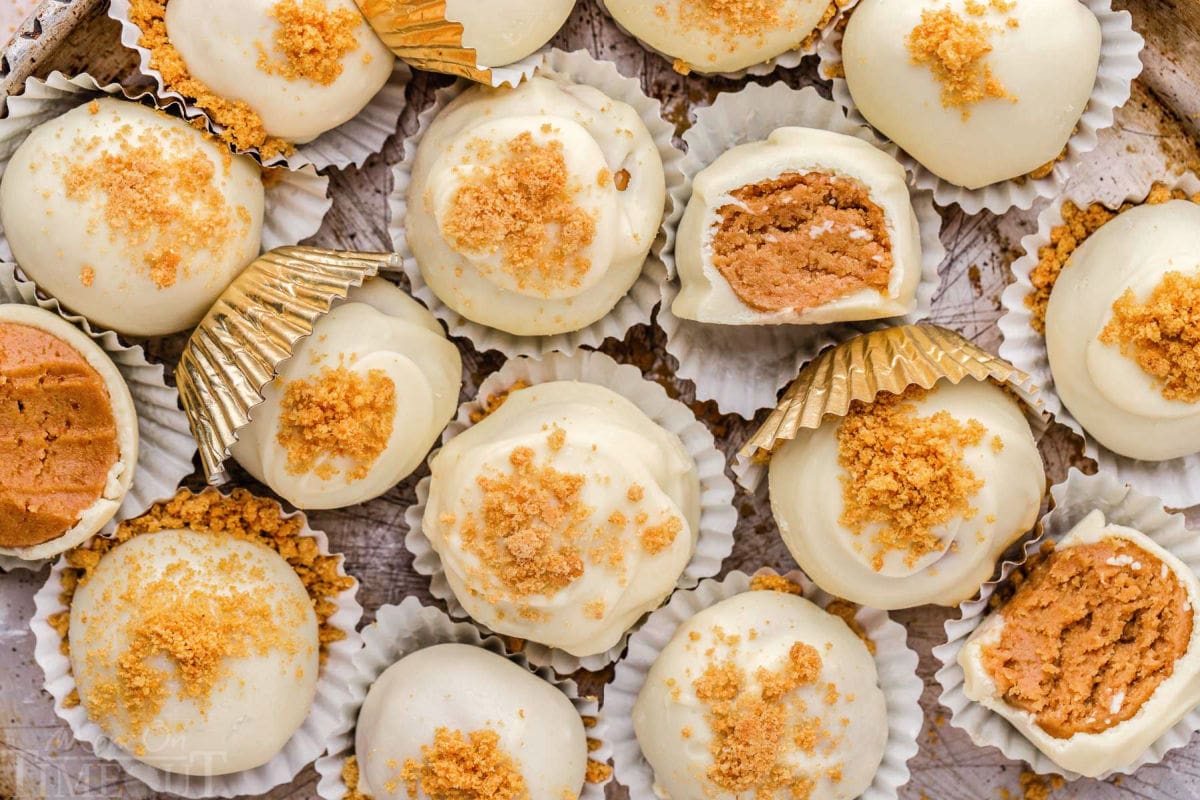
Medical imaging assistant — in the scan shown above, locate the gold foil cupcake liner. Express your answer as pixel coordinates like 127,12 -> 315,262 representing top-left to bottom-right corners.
354,0 -> 547,87
30,488 -> 365,797
312,597 -> 613,800
606,568 -> 923,800
934,469 -> 1200,780
998,173 -> 1200,509
816,0 -> 1144,214
177,246 -> 402,484
736,324 -> 1046,489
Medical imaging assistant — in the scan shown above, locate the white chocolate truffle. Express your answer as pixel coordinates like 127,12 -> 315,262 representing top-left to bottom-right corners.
959,510 -> 1200,778
673,127 -> 923,325
231,280 -> 462,510
632,589 -> 888,800
0,98 -> 264,337
406,74 -> 666,337
1045,200 -> 1200,462
69,528 -> 320,775
355,643 -> 587,800
422,381 -> 701,657
842,0 -> 1101,189
604,0 -> 833,75
0,304 -> 137,561
770,379 -> 1043,610
164,0 -> 395,144
445,0 -> 575,67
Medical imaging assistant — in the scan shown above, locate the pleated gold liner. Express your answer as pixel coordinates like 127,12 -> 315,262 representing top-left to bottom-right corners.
178,246 -> 402,483
739,324 -> 1045,468
356,0 -> 535,85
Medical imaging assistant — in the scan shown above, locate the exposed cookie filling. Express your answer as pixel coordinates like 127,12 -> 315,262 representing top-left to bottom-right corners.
837,386 -> 986,572
709,172 -> 894,314
0,322 -> 119,548
1100,271 -> 1200,403
276,364 -> 397,482
982,539 -> 1193,739
906,3 -> 1016,118
440,132 -> 598,297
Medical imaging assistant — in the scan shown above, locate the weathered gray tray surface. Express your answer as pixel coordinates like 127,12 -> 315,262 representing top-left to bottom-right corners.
2,1 -> 1200,798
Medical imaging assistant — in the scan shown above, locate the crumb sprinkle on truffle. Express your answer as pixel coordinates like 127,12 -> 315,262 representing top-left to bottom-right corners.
1100,271 -> 1200,403
906,5 -> 1015,117
257,0 -> 363,86
400,727 -> 529,800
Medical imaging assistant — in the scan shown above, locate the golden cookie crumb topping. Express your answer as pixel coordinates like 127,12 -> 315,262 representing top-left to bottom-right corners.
257,0 -> 363,86
906,5 -> 1015,117
710,172 -> 894,314
276,364 -> 397,482
398,727 -> 529,800
1100,271 -> 1200,403
837,386 -> 986,572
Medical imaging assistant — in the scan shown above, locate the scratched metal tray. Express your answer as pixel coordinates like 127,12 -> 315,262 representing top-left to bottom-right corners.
1,1 -> 1199,798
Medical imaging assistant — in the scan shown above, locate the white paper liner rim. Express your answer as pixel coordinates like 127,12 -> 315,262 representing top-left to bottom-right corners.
997,172 -> 1200,509
0,261 -> 196,570
657,82 -> 945,419
606,568 -> 923,800
312,597 -> 613,800
592,0 -> 861,81
389,48 -> 685,358
29,495 -> 365,797
816,0 -> 1144,214
403,350 -> 738,672
107,0 -> 410,170
0,72 -> 332,317
934,469 -> 1200,780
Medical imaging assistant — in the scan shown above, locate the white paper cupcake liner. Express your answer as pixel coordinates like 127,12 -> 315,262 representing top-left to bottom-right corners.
313,597 -> 613,800
29,492 -> 365,797
607,568 -> 923,800
0,72 -> 331,301
817,0 -> 1144,214
108,0 -> 409,171
657,83 -> 945,419
390,48 -> 686,358
404,349 -> 738,673
593,0 -> 859,80
998,173 -> 1200,509
934,469 -> 1200,780
0,262 -> 196,571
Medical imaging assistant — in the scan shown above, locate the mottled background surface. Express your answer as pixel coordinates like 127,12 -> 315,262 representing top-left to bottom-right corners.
2,1 -> 1200,798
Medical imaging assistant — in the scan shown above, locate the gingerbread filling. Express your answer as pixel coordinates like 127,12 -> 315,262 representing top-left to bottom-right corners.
0,322 -> 119,548
709,172 -> 894,314
982,539 -> 1193,739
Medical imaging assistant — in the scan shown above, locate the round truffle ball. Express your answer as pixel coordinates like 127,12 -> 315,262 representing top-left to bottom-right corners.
422,380 -> 700,657
406,73 -> 665,337
164,0 -> 395,144
842,0 -> 1101,189
770,379 -> 1044,609
445,0 -> 575,67
231,280 -> 462,510
632,588 -> 888,800
354,643 -> 587,800
69,528 -> 320,775
0,98 -> 264,337
673,126 -> 923,325
0,304 -> 137,560
1045,200 -> 1200,462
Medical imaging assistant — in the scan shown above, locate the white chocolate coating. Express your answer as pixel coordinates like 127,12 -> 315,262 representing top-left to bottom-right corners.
842,0 -> 1101,189
604,0 -> 831,75
231,280 -> 462,510
0,98 -> 264,337
165,0 -> 395,143
632,590 -> 888,800
959,510 -> 1200,778
406,74 -> 666,336
0,304 -> 137,561
769,379 -> 1044,609
69,529 -> 319,775
355,643 -> 587,800
673,127 -> 923,325
423,381 -> 701,656
445,0 -> 574,67
1045,200 -> 1200,462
